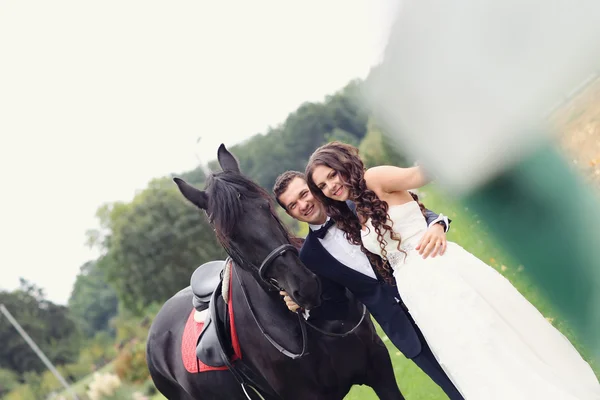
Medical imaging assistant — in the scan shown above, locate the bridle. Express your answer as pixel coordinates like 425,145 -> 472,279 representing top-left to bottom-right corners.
257,243 -> 299,292
257,245 -> 367,339
235,242 -> 368,358
234,244 -> 309,359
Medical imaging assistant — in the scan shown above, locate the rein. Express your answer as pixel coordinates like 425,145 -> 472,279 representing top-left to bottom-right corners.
232,240 -> 369,351
304,304 -> 367,338
256,244 -> 368,339
233,258 -> 309,359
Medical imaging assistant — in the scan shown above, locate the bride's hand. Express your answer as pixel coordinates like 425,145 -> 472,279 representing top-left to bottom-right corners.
415,224 -> 447,259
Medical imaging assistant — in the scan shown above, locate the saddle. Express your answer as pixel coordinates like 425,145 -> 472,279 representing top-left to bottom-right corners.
191,260 -> 226,312
190,260 -> 233,368
189,260 -> 283,400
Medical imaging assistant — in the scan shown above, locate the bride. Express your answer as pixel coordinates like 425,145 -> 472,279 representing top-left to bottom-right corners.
305,141 -> 600,399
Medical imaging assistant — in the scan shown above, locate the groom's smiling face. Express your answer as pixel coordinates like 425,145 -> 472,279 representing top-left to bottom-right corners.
278,177 -> 327,225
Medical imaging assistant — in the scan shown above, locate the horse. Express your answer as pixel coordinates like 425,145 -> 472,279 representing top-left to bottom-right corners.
146,144 -> 404,399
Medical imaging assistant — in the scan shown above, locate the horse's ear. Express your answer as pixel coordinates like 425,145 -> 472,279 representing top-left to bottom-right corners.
217,144 -> 240,173
173,178 -> 208,210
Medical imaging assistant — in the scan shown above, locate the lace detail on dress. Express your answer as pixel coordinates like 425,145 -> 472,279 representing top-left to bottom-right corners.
386,251 -> 406,268
384,244 -> 417,268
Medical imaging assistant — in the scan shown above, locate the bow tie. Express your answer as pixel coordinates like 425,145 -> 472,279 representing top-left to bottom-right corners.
313,219 -> 335,239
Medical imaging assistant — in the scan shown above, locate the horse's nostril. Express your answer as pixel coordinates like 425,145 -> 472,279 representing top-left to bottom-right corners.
313,276 -> 321,291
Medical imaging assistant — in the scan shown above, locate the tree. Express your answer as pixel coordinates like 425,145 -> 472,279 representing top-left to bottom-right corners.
95,177 -> 226,314
0,369 -> 19,398
201,80 -> 372,191
359,118 -> 409,168
325,128 -> 360,147
282,101 -> 337,164
325,78 -> 369,140
0,280 -> 81,375
68,260 -> 119,338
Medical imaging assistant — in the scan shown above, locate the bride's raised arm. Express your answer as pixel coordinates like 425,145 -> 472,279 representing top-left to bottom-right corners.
364,165 -> 430,194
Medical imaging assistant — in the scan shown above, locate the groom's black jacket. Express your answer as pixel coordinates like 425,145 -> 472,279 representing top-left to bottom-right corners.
299,203 -> 447,359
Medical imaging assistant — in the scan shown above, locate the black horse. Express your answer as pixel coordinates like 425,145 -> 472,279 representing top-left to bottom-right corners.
146,144 -> 403,399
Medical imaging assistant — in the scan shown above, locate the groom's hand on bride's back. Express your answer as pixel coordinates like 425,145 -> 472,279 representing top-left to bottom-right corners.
415,224 -> 447,259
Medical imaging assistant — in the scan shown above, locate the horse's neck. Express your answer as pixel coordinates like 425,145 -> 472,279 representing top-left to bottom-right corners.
232,266 -> 304,340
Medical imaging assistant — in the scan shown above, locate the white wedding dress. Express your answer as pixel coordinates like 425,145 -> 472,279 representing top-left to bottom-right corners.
361,201 -> 600,399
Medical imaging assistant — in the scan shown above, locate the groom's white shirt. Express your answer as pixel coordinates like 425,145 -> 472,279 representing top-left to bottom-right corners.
309,217 -> 377,280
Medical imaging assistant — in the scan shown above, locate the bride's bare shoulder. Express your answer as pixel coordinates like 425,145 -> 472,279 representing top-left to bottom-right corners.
363,166 -> 388,190
364,166 -> 405,196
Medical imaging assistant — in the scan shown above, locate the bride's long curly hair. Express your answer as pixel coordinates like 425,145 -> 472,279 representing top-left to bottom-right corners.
305,141 -> 426,282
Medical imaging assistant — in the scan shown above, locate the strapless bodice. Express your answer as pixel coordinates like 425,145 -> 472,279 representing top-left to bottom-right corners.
361,201 -> 428,258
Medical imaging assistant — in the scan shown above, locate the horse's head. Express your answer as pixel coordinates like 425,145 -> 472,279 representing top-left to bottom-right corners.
174,144 -> 321,310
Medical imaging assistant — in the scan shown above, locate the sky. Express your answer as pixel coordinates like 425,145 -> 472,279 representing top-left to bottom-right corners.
0,0 -> 399,304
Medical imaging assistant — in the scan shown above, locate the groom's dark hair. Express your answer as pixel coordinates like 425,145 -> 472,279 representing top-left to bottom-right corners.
273,170 -> 306,210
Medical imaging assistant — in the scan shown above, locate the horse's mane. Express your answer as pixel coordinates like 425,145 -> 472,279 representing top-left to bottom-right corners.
205,171 -> 303,249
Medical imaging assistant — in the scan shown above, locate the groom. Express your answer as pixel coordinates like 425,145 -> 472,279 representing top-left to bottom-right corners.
273,170 -> 463,400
